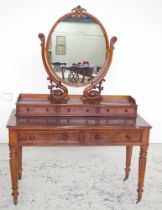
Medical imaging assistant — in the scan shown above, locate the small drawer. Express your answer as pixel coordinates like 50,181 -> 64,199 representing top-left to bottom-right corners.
17,131 -> 80,145
84,131 -> 142,145
100,107 -> 136,117
59,106 -> 97,116
17,105 -> 57,116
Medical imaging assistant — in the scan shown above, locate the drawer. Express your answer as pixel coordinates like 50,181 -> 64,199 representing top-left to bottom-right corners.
84,131 -> 142,145
100,107 -> 136,116
17,105 -> 57,116
59,106 -> 97,116
17,131 -> 80,145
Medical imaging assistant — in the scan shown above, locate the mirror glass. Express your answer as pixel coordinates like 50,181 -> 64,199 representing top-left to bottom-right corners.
47,15 -> 106,86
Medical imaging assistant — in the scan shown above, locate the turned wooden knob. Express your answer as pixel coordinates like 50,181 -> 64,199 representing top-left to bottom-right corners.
95,134 -> 100,140
29,135 -> 35,140
62,133 -> 68,140
125,134 -> 131,140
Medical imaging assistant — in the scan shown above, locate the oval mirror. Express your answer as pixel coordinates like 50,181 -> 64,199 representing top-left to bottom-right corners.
45,10 -> 109,87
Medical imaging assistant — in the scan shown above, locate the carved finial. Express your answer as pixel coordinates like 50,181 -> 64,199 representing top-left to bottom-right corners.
38,33 -> 45,46
72,5 -> 86,18
110,36 -> 117,49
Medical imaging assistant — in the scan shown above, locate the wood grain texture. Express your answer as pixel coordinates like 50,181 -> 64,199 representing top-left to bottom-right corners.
7,94 -> 151,204
15,94 -> 137,118
137,129 -> 150,203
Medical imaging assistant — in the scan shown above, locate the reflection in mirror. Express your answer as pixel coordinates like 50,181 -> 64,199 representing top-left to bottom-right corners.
48,16 -> 106,85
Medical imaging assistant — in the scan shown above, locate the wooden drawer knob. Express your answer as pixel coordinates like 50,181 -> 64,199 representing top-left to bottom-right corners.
95,134 -> 100,140
29,135 -> 35,140
125,134 -> 131,140
62,133 -> 68,140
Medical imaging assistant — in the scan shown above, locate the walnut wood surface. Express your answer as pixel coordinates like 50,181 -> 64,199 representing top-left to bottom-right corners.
7,92 -> 151,204
124,146 -> 133,180
7,6 -> 150,205
15,94 -> 137,117
7,107 -> 151,204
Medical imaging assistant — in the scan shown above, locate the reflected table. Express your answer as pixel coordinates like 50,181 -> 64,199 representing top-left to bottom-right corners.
7,110 -> 151,204
64,64 -> 94,83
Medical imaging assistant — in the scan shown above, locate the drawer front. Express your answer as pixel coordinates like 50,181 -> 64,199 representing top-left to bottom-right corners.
100,107 -> 136,116
17,106 -> 57,116
59,106 -> 97,116
17,131 -> 80,145
84,131 -> 142,145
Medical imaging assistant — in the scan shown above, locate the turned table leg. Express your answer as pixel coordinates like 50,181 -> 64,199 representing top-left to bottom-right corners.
137,145 -> 148,203
18,147 -> 22,180
9,146 -> 19,205
124,146 -> 133,181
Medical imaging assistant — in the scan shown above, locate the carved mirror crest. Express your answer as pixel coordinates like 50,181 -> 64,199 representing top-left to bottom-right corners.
38,6 -> 117,102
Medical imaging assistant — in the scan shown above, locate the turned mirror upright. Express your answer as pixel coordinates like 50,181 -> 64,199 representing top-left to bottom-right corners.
38,5 -> 117,102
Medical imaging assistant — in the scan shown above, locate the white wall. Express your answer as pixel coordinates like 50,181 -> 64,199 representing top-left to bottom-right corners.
0,0 -> 162,143
52,22 -> 105,70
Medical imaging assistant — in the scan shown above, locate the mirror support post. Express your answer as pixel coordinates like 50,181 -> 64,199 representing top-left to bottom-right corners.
38,33 -> 69,102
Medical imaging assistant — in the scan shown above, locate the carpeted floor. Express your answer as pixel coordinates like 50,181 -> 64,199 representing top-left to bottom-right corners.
0,144 -> 162,210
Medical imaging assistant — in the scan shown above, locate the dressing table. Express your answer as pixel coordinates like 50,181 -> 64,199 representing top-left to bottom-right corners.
7,6 -> 151,205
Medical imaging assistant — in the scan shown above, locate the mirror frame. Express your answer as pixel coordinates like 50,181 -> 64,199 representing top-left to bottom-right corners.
46,7 -> 109,87
39,6 -> 117,101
